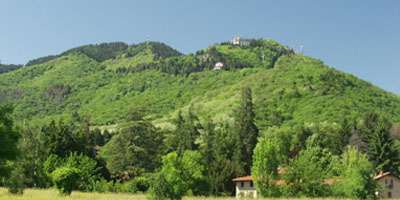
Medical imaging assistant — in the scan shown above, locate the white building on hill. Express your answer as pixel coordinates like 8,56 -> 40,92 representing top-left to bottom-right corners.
230,36 -> 250,46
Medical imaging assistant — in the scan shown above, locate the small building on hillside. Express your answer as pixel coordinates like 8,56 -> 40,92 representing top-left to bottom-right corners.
230,36 -> 251,46
213,62 -> 224,70
232,176 -> 257,198
375,171 -> 400,198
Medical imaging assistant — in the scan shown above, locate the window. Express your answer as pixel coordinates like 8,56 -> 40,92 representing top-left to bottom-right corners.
241,182 -> 244,188
386,179 -> 394,189
250,181 -> 254,187
388,191 -> 392,198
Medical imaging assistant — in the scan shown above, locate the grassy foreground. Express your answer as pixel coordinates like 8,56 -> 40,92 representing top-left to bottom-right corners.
0,188 -> 355,200
0,188 -> 241,200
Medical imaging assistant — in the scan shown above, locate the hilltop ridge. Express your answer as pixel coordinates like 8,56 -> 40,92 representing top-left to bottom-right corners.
0,38 -> 399,130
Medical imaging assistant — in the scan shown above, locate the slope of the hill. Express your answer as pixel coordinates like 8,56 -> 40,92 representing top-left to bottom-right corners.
1,39 -> 399,130
25,41 -> 182,66
0,63 -> 23,74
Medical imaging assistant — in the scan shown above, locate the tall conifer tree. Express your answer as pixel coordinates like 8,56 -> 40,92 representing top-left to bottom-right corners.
361,112 -> 400,174
233,87 -> 258,175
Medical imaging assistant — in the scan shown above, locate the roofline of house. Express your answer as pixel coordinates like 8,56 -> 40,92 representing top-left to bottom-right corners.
374,171 -> 400,181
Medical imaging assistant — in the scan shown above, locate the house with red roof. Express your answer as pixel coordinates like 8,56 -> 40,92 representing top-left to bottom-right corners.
233,171 -> 400,198
374,171 -> 400,198
232,175 -> 339,198
232,176 -> 257,198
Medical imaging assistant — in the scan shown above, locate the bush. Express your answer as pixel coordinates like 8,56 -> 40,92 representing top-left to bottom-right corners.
117,180 -> 137,193
51,166 -> 80,195
93,178 -> 108,193
148,171 -> 171,200
134,176 -> 149,192
332,146 -> 378,199
45,153 -> 102,193
148,151 -> 206,200
65,153 -> 102,192
6,167 -> 25,195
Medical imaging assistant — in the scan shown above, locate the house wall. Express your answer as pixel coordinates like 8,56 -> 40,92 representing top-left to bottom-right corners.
377,175 -> 400,198
235,181 -> 257,198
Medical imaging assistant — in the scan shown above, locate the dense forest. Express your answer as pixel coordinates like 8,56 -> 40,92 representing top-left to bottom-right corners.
1,38 -> 400,199
0,63 -> 23,74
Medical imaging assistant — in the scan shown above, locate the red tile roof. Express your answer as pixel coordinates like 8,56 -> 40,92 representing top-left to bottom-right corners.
232,176 -> 253,182
232,176 -> 340,185
374,171 -> 397,180
233,171 -> 398,186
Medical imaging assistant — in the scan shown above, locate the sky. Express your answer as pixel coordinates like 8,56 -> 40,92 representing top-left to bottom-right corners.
1,0 -> 399,94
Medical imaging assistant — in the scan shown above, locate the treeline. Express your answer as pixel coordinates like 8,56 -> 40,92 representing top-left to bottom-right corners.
0,64 -> 23,74
115,39 -> 294,77
1,87 -> 399,199
25,42 -> 182,66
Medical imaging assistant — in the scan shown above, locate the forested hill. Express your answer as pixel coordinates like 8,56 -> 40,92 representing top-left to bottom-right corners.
0,63 -> 23,74
25,41 -> 182,66
1,38 -> 400,130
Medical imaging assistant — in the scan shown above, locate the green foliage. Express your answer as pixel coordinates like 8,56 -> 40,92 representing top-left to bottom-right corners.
51,166 -> 80,195
333,146 -> 378,199
0,105 -> 19,178
2,41 -> 400,129
2,38 -> 400,198
93,176 -> 150,194
150,42 -> 182,60
360,112 -> 400,174
100,106 -> 164,176
26,41 -> 181,67
166,108 -> 202,155
149,151 -> 207,200
5,164 -> 25,195
26,42 -> 129,66
282,135 -> 336,197
132,176 -> 150,193
65,153 -> 102,191
46,152 -> 102,194
149,171 -> 171,200
252,137 -> 281,197
17,122 -> 52,187
198,120 -> 243,196
0,64 -> 23,74
233,87 -> 258,175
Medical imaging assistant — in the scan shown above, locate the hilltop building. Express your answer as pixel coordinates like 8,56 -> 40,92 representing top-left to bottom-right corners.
230,36 -> 251,46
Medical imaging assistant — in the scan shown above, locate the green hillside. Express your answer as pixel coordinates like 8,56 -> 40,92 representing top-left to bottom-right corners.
0,63 -> 23,74
1,39 -> 399,130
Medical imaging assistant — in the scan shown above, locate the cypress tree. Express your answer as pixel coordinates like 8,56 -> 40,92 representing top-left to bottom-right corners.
233,87 -> 259,175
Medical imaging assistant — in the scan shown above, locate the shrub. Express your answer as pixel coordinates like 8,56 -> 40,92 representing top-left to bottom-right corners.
93,178 -> 117,193
51,166 -> 80,195
148,171 -> 171,200
45,152 -> 102,193
134,176 -> 149,192
117,176 -> 150,194
6,167 -> 25,195
148,151 -> 206,200
117,180 -> 138,193
332,146 -> 378,199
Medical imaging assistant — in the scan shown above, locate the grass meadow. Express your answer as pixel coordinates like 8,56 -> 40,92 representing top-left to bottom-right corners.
0,187 -> 358,200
